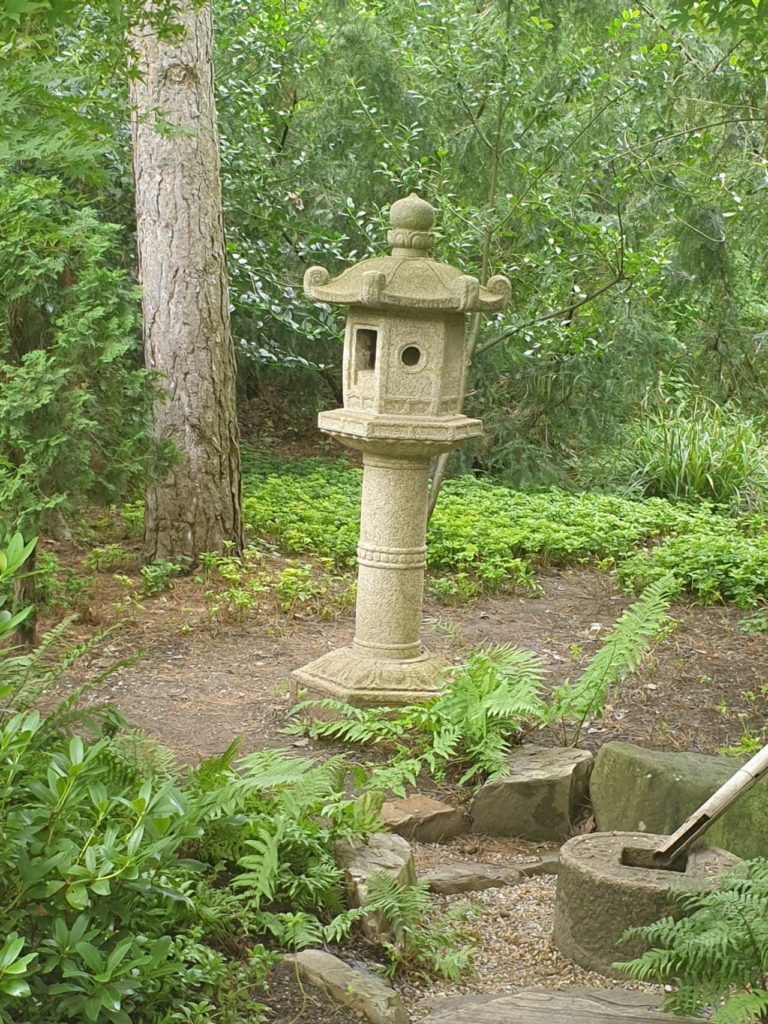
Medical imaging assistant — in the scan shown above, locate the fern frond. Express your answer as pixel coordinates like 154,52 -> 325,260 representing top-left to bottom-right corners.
712,990 -> 768,1024
363,872 -> 431,943
550,574 -> 677,739
233,824 -> 284,907
619,859 -> 768,1024
186,738 -> 242,793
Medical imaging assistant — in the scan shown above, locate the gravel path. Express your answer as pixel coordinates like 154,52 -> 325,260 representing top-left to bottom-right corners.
399,839 -> 662,1020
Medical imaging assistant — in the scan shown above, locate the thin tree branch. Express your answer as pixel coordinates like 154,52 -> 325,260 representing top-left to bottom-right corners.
476,272 -> 626,357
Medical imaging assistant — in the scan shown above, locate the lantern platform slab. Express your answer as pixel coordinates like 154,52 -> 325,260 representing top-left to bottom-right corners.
292,645 -> 444,707
318,409 -> 483,451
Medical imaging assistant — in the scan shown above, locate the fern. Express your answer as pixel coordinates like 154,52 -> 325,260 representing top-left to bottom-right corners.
548,574 -> 677,743
288,644 -> 547,784
618,859 -> 768,1024
363,872 -> 480,981
99,728 -> 178,790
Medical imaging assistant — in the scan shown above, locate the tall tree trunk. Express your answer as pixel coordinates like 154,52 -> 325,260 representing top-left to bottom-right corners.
129,1 -> 243,562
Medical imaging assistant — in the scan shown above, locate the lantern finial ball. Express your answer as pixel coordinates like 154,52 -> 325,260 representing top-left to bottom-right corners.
388,193 -> 435,255
389,193 -> 435,231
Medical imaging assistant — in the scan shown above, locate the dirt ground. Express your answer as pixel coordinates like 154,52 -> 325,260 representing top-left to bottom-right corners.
49,560 -> 768,763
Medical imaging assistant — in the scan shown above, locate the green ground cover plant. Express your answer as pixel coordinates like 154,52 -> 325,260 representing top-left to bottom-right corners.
618,858 -> 768,1024
240,457 -> 768,607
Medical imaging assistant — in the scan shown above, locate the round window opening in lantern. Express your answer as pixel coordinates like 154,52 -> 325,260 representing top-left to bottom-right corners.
401,345 -> 422,367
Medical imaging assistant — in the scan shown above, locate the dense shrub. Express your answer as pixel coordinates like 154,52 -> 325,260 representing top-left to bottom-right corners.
0,534 -> 477,1022
0,173 -> 166,535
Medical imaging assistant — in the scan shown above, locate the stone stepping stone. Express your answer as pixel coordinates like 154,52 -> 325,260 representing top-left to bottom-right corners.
469,745 -> 593,842
421,862 -> 521,894
422,988 -> 697,1024
289,949 -> 408,1024
381,794 -> 465,843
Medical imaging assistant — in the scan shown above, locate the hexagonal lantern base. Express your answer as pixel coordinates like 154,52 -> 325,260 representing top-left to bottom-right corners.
292,646 -> 444,707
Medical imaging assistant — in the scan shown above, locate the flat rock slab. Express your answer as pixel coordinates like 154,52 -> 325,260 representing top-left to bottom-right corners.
421,862 -> 521,894
289,949 -> 409,1024
381,794 -> 465,843
422,987 -> 697,1023
519,851 -> 560,877
590,741 -> 768,860
469,745 -> 593,841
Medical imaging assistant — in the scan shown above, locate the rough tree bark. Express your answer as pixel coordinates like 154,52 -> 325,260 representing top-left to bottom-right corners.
129,1 -> 243,561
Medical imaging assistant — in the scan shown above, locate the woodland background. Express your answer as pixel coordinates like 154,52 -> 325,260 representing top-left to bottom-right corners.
2,0 -> 768,541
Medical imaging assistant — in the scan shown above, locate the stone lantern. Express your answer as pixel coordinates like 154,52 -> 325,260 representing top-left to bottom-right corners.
294,193 -> 511,705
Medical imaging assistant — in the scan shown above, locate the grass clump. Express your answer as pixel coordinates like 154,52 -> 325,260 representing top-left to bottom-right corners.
595,390 -> 768,509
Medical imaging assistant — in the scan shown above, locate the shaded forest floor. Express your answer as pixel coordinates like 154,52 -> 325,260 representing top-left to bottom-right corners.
35,499 -> 768,1021
47,556 -> 768,765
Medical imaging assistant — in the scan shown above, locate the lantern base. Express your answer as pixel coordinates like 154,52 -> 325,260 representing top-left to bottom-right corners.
292,645 -> 444,707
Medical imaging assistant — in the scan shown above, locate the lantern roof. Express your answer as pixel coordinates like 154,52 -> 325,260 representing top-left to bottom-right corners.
303,193 -> 511,314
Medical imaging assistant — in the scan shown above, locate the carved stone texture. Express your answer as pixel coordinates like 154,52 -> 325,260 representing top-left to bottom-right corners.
294,644 -> 446,706
294,447 -> 449,704
296,194 -> 511,707
304,193 -> 511,315
590,740 -> 768,860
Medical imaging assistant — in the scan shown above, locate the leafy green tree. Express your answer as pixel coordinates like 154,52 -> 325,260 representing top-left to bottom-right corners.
0,172 -> 163,565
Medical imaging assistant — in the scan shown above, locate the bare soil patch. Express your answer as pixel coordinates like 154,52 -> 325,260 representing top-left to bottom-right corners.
49,561 -> 768,762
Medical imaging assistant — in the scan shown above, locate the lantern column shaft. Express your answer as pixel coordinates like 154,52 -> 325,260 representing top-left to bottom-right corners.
353,452 -> 430,662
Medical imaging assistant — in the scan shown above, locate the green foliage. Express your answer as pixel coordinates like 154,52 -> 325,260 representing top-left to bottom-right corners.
242,461 -> 362,567
669,0 -> 768,42
0,549 -> 477,1021
139,559 -> 184,596
292,581 -> 672,780
0,532 -> 36,637
363,872 -> 481,981
273,562 -> 327,613
548,574 -> 677,743
594,389 -> 768,508
618,526 -> 768,608
5,0 -> 768,485
291,645 -> 547,785
84,545 -> 132,572
618,859 -> 768,1024
211,0 -> 768,481
0,172 -> 164,534
244,458 -> 768,607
